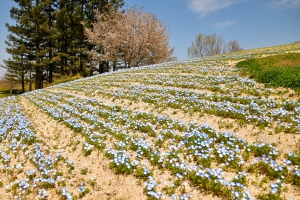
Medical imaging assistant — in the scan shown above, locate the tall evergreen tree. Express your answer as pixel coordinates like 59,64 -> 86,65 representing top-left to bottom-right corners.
44,0 -> 60,83
2,42 -> 28,93
55,0 -> 124,76
6,0 -> 50,89
3,1 -> 31,93
30,0 -> 50,89
3,63 -> 19,95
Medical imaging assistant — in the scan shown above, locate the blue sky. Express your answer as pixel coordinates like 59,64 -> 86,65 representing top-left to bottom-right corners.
1,0 -> 300,77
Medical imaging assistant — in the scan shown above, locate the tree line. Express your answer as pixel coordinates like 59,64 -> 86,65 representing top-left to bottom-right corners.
2,0 -> 174,92
1,0 -> 243,93
188,33 -> 243,58
2,0 -> 125,92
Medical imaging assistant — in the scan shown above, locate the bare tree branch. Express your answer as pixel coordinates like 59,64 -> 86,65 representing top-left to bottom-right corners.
188,33 -> 242,58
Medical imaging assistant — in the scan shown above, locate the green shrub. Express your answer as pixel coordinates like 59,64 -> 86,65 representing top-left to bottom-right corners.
0,89 -> 23,94
236,53 -> 300,92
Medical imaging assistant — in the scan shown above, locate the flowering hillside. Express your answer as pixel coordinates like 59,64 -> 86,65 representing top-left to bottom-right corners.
1,43 -> 300,200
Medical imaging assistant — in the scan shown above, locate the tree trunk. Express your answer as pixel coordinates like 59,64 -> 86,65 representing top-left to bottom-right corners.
35,68 -> 43,89
90,66 -> 93,76
49,64 -> 53,83
60,57 -> 64,75
113,60 -> 117,71
99,62 -> 105,74
48,2 -> 53,84
9,82 -> 13,96
29,71 -> 32,91
35,0 -> 42,90
80,52 -> 83,74
21,73 -> 25,93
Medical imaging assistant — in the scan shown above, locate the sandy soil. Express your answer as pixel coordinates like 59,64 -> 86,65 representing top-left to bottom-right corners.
17,97 -> 147,200
52,88 -> 300,155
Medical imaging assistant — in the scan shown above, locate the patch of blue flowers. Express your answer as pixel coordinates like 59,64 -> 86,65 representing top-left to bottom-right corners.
22,88 -> 300,199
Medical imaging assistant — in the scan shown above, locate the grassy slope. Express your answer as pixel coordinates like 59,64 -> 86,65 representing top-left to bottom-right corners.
236,53 -> 300,92
0,80 -> 27,94
1,43 -> 300,200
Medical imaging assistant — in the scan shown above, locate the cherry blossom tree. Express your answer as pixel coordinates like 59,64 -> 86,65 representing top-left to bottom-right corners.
84,6 -> 174,72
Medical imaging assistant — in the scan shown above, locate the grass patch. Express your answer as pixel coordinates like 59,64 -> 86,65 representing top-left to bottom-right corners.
0,74 -> 82,98
0,80 -> 34,97
236,53 -> 300,92
47,74 -> 82,87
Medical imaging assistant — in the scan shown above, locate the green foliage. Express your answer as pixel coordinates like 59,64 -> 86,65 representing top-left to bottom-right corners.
247,161 -> 288,180
292,174 -> 300,186
0,89 -> 23,95
188,172 -> 233,199
109,162 -> 134,175
135,167 -> 151,179
80,168 -> 88,175
249,144 -> 279,160
78,187 -> 90,198
236,53 -> 300,92
285,153 -> 300,165
257,192 -> 281,200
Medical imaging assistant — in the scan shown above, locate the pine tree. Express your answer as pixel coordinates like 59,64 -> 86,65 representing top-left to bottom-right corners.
2,42 -> 28,93
55,0 -> 124,76
4,64 -> 19,95
3,2 -> 32,93
44,0 -> 60,83
30,0 -> 49,89
6,0 -> 49,89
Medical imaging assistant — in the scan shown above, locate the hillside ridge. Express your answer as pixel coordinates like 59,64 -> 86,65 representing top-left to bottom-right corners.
1,43 -> 300,199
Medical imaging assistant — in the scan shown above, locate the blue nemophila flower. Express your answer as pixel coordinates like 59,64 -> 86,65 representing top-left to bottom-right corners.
176,173 -> 183,179
232,191 -> 240,198
144,176 -> 158,191
171,194 -> 178,199
147,190 -> 162,199
61,188 -> 73,200
180,193 -> 189,200
270,183 -> 279,194
38,189 -> 47,199
0,150 -> 11,163
131,160 -> 139,166
78,182 -> 86,193
83,142 -> 94,151
143,166 -> 150,175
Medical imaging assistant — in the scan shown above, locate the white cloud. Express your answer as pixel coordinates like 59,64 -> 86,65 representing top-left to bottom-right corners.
270,0 -> 300,8
188,0 -> 236,16
213,20 -> 237,28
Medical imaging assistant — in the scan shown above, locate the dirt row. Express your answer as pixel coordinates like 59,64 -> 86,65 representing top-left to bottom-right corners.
17,97 -> 146,200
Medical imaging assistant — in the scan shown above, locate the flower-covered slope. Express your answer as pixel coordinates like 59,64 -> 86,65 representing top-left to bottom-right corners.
1,43 -> 300,200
